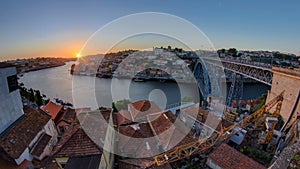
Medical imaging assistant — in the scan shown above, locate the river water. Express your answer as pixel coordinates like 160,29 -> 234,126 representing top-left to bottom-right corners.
19,62 -> 270,110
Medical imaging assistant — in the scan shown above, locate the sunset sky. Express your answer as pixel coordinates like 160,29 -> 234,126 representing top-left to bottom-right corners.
0,0 -> 299,61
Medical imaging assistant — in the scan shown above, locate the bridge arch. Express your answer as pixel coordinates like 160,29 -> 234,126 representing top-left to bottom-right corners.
193,58 -> 211,100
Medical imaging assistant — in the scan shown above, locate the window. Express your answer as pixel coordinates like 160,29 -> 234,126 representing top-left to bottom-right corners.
59,126 -> 65,135
7,75 -> 18,92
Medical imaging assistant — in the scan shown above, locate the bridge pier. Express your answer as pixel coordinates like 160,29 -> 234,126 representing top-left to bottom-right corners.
266,67 -> 300,122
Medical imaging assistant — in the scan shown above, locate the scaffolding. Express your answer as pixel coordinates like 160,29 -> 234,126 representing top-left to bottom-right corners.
154,91 -> 284,166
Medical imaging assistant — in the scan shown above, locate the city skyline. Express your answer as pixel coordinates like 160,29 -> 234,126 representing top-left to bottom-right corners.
1,0 -> 300,61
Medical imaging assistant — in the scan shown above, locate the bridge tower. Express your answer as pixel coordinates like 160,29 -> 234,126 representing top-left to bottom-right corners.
266,67 -> 300,122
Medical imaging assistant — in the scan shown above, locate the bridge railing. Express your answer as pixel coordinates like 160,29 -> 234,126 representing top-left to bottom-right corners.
221,57 -> 272,69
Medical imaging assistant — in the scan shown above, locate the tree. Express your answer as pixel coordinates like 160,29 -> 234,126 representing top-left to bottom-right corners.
112,102 -> 118,112
167,46 -> 171,51
113,99 -> 131,112
228,48 -> 237,57
28,88 -> 35,102
34,90 -> 43,106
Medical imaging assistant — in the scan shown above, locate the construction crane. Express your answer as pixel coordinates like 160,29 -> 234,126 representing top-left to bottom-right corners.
263,96 -> 283,144
154,91 -> 284,166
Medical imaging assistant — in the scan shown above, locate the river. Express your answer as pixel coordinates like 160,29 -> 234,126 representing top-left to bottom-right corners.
19,62 -> 270,110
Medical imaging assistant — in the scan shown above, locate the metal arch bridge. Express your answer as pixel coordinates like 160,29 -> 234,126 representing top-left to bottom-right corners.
193,57 -> 273,100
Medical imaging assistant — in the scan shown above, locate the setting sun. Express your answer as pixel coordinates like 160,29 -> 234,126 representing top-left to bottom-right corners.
76,53 -> 81,58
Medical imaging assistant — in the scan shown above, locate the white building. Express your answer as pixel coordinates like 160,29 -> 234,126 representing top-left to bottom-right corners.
0,65 -> 24,134
0,65 -> 58,167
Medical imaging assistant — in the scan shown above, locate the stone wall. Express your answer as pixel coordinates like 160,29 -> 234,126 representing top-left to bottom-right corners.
266,67 -> 300,122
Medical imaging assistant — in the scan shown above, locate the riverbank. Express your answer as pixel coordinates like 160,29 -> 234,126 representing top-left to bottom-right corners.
20,63 -> 66,74
2,57 -> 76,74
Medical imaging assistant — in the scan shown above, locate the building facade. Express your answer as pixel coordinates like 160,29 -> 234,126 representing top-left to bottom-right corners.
0,66 -> 24,134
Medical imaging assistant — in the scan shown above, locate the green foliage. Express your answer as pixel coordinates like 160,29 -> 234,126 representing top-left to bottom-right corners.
112,99 -> 131,112
99,106 -> 109,111
275,115 -> 285,130
228,48 -> 237,57
236,109 -> 242,115
181,96 -> 193,103
241,146 -> 273,165
34,90 -> 43,106
28,88 -> 35,102
292,154 -> 300,164
253,93 -> 267,112
19,86 -> 48,106
274,52 -> 293,60
203,101 -> 208,107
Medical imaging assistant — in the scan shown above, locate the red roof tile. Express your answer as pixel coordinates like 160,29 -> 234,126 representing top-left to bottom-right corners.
113,110 -> 134,126
0,109 -> 50,159
117,110 -> 198,158
42,101 -> 63,121
208,143 -> 266,169
53,120 -> 102,158
128,100 -> 161,122
56,108 -> 76,124
31,133 -> 52,157
0,157 -> 31,169
131,100 -> 151,112
149,111 -> 197,151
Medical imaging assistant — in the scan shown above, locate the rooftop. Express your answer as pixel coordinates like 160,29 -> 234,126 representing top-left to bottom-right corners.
112,110 -> 133,126
128,100 -> 161,122
0,157 -> 31,169
208,143 -> 266,169
31,133 -> 52,157
0,109 -> 50,159
53,120 -> 102,158
41,101 -> 63,121
56,108 -> 76,124
64,155 -> 101,169
117,110 -> 198,159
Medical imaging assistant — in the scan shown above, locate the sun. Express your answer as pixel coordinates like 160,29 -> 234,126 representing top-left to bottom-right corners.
76,53 -> 81,58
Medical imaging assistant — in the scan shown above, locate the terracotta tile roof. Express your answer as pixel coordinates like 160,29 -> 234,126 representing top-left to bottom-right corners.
182,106 -> 233,132
53,120 -> 102,158
23,106 -> 36,115
149,111 -> 197,151
31,133 -> 52,157
56,108 -> 76,124
42,101 -> 63,121
64,155 -> 101,169
208,143 -> 266,169
131,100 -> 152,112
113,110 -> 133,126
128,100 -> 161,122
117,122 -> 157,158
76,110 -> 110,148
35,157 -> 60,169
117,110 -> 198,158
0,157 -> 31,169
0,109 -> 50,159
99,108 -> 112,122
149,111 -> 174,135
118,158 -> 172,169
181,103 -> 200,118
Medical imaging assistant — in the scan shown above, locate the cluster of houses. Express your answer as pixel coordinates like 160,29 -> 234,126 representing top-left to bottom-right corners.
0,64 -> 267,169
72,47 -> 197,83
3,57 -> 75,74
